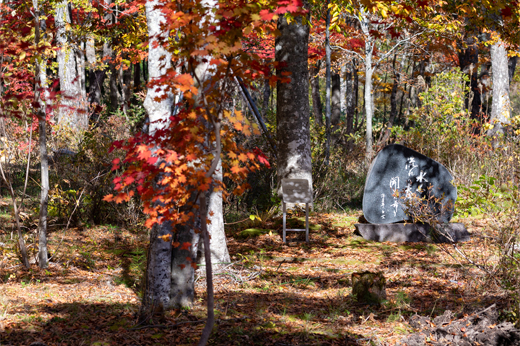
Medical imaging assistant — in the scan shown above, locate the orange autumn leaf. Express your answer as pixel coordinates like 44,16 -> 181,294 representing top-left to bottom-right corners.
158,234 -> 172,242
234,122 -> 243,131
238,153 -> 248,162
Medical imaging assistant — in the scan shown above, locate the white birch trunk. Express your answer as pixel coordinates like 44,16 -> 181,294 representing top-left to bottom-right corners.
193,0 -> 230,269
489,39 -> 510,137
55,1 -> 87,132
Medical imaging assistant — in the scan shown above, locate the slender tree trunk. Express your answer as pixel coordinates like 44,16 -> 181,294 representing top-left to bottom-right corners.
340,64 -> 346,113
353,59 -> 359,131
380,54 -> 399,145
345,63 -> 354,135
310,61 -> 323,126
458,36 -> 481,120
275,0 -> 312,199
508,55 -> 517,85
331,73 -> 341,126
324,3 -> 331,165
86,37 -> 106,111
489,39 -> 510,139
262,76 -> 271,118
33,0 -> 49,268
360,7 -> 374,164
134,62 -> 141,93
108,53 -> 120,111
121,64 -> 132,114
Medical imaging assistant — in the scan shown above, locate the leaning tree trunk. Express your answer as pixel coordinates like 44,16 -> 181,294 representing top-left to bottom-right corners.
488,39 -> 510,139
275,0 -> 312,201
139,0 -> 175,323
56,1 -> 87,132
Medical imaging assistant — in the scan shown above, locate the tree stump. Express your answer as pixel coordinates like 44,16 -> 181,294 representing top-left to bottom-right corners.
351,271 -> 386,305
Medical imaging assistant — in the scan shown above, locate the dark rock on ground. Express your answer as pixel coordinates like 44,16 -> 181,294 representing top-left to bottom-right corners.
399,305 -> 520,346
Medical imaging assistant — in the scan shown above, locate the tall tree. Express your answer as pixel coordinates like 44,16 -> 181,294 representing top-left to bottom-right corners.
139,0 -> 175,322
56,1 -> 87,132
275,0 -> 312,196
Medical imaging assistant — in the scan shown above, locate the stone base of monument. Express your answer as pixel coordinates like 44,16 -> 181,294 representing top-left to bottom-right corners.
354,223 -> 470,243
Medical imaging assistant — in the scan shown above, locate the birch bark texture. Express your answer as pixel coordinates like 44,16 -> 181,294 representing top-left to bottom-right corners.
33,0 -> 49,269
191,0 -> 230,270
359,7 -> 375,163
275,0 -> 312,201
139,0 -> 175,322
489,40 -> 510,137
55,1 -> 87,131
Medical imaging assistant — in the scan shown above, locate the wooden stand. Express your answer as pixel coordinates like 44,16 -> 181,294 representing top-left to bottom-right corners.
282,201 -> 309,243
281,179 -> 311,243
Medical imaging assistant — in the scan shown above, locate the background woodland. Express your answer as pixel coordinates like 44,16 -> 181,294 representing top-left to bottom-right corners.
1,0 -> 520,345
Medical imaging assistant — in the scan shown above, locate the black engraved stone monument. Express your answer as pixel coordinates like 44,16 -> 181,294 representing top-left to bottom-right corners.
357,144 -> 470,243
363,144 -> 457,224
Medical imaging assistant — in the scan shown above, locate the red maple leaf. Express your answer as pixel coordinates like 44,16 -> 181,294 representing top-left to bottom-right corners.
253,147 -> 270,168
259,10 -> 274,21
180,242 -> 192,250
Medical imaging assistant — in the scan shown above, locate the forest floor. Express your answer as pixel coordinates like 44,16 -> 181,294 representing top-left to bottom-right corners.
0,211 -> 509,346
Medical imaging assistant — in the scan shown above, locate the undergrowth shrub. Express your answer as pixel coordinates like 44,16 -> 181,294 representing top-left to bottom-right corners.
49,114 -> 142,227
393,69 -> 495,184
311,118 -> 366,212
